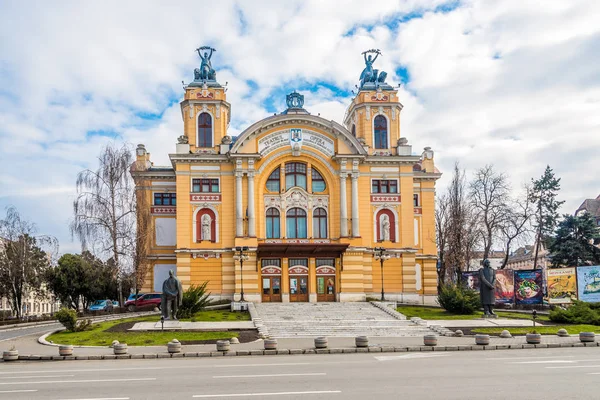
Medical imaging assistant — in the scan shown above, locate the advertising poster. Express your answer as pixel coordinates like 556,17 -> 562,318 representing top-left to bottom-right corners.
495,269 -> 515,304
547,268 -> 577,304
514,270 -> 543,305
577,266 -> 600,303
462,271 -> 480,292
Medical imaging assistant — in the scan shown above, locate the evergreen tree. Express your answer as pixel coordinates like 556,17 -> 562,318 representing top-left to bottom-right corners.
549,214 -> 600,267
530,166 -> 564,268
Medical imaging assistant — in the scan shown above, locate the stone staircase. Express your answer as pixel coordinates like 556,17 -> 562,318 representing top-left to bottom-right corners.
253,302 -> 432,338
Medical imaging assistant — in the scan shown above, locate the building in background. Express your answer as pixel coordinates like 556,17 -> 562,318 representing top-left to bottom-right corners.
575,194 -> 600,226
131,48 -> 441,303
468,251 -> 506,271
506,245 -> 549,271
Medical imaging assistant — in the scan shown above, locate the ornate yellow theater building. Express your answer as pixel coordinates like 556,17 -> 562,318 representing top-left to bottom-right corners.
131,48 -> 441,303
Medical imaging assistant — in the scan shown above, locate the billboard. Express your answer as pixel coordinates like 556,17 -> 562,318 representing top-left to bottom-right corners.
547,268 -> 577,304
495,269 -> 515,304
577,266 -> 600,303
462,271 -> 480,292
514,270 -> 543,305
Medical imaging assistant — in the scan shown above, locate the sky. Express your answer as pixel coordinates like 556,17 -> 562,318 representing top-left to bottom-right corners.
0,0 -> 599,255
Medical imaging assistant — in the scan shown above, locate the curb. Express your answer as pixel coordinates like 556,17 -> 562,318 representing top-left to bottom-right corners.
371,302 -> 407,320
6,340 -> 598,362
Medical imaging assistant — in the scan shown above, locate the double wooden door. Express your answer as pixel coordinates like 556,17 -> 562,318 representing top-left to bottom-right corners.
262,276 -> 282,302
317,276 -> 336,302
289,275 -> 309,302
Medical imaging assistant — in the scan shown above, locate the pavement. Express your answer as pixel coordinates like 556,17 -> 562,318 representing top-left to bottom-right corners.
2,347 -> 600,399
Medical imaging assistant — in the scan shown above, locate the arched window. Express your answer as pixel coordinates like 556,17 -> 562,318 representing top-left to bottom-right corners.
374,115 -> 388,149
313,208 -> 327,239
197,112 -> 213,148
376,209 -> 395,242
285,162 -> 307,190
266,168 -> 280,192
351,124 -> 356,137
266,208 -> 280,239
196,208 -> 216,242
286,208 -> 307,239
311,168 -> 326,192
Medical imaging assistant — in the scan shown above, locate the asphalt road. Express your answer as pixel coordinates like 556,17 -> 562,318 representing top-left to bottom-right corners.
0,323 -> 62,343
1,347 -> 600,399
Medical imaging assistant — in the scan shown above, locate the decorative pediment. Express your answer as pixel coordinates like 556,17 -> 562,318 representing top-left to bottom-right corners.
289,265 -> 309,275
261,266 -> 282,276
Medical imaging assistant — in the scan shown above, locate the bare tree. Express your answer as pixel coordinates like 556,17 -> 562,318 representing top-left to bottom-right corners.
469,165 -> 510,261
132,187 -> 152,302
499,185 -> 534,268
435,193 -> 449,286
443,163 -> 479,283
71,143 -> 135,306
0,206 -> 57,319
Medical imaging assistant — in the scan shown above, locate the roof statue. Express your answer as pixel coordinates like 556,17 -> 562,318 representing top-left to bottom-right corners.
282,91 -> 308,115
191,46 -> 220,87
359,49 -> 391,90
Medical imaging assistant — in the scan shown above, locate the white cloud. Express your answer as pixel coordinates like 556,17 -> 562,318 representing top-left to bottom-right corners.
1,0 -> 599,253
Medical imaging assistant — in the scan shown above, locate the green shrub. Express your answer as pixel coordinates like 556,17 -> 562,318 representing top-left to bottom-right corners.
549,301 -> 600,325
55,308 -> 91,332
437,284 -> 481,314
178,282 -> 211,319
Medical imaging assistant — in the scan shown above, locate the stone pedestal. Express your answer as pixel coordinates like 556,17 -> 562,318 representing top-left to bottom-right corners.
154,321 -> 183,329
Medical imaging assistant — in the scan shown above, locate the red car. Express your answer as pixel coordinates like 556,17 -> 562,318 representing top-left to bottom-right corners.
124,292 -> 162,312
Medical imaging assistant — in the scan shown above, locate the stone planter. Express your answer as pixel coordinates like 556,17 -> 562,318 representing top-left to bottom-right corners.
355,336 -> 369,348
113,343 -> 128,355
475,334 -> 490,346
314,337 -> 328,349
264,339 -> 278,350
2,350 -> 18,361
216,340 -> 230,352
59,345 -> 74,356
557,329 -> 569,337
423,334 -> 438,346
579,332 -> 595,343
526,333 -> 542,344
168,339 -> 182,353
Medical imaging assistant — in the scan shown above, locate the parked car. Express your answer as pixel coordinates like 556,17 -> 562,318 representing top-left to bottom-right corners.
88,300 -> 114,312
124,293 -> 162,312
127,293 -> 145,302
112,301 -> 120,308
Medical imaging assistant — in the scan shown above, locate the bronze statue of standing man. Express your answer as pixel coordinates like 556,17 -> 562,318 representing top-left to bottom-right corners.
161,270 -> 183,320
479,259 -> 496,316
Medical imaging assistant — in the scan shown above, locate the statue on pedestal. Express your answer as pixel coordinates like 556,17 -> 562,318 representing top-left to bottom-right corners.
194,46 -> 217,81
161,270 -> 183,320
359,49 -> 388,88
479,259 -> 496,316
381,214 -> 390,241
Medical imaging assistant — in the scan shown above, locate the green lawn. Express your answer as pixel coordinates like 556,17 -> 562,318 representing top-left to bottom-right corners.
397,306 -> 550,322
47,310 -> 249,346
473,325 -> 600,335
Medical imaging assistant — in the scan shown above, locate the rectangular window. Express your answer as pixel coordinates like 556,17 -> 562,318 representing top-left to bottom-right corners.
413,194 -> 420,207
316,258 -> 335,267
154,193 -> 176,206
261,259 -> 281,267
192,178 -> 219,193
289,259 -> 308,267
371,180 -> 398,194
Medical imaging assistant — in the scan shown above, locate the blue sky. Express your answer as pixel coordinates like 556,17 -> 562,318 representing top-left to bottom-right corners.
1,0 -> 599,255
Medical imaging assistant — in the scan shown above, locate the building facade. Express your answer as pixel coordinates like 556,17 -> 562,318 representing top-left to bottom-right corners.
131,49 -> 441,303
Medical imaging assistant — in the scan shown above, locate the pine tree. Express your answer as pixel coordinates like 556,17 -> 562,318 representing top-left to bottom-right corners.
549,214 -> 600,267
530,165 -> 564,268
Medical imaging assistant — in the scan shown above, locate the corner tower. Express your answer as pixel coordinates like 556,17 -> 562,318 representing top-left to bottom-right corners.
343,49 -> 404,156
179,46 -> 231,154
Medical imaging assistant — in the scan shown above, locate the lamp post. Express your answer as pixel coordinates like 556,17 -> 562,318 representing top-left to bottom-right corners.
233,246 -> 249,302
374,247 -> 391,301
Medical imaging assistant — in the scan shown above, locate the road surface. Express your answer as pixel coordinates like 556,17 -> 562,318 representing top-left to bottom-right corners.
1,346 -> 599,399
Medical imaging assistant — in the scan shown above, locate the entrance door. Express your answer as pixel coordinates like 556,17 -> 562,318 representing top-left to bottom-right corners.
262,276 -> 282,302
289,275 -> 309,302
317,276 -> 336,302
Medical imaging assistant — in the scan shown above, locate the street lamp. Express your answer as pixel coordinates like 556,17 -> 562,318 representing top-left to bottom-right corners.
374,247 -> 392,301
233,246 -> 250,302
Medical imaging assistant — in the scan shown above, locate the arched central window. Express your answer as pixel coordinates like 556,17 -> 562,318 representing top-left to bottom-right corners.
374,115 -> 388,149
313,208 -> 327,238
286,208 -> 307,239
266,167 -> 280,192
197,112 -> 213,148
285,163 -> 307,190
266,208 -> 280,239
311,169 -> 326,192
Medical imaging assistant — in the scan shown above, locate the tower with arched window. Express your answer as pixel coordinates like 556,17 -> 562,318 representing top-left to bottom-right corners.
131,48 -> 441,305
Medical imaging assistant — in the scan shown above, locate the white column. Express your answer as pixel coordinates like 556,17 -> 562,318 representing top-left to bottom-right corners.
236,172 -> 244,237
247,171 -> 256,237
351,173 -> 360,237
340,174 -> 348,237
